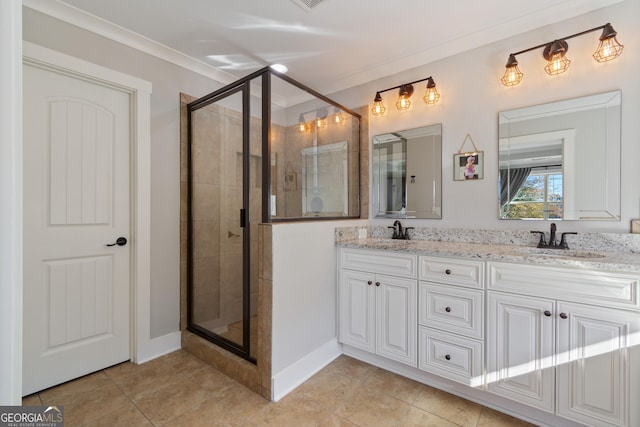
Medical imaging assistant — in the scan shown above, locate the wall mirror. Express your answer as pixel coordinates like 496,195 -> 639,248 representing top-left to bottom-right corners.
373,124 -> 442,219
499,91 -> 621,220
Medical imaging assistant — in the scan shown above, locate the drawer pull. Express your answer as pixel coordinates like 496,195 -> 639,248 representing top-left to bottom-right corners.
559,312 -> 568,319
544,310 -> 551,317
445,269 -> 451,275
445,307 -> 452,313
445,354 -> 451,361
375,281 -> 380,287
367,280 -> 373,285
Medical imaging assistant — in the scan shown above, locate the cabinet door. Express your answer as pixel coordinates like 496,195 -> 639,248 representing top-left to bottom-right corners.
376,274 -> 417,366
338,270 -> 375,353
487,292 -> 555,412
557,302 -> 640,427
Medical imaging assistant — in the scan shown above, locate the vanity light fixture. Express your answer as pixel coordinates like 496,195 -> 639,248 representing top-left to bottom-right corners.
298,113 -> 309,133
371,76 -> 440,117
315,108 -> 328,129
298,107 -> 345,132
500,22 -> 623,87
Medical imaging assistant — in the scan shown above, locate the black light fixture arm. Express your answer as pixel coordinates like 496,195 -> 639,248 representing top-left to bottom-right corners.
508,23 -> 614,57
376,76 -> 434,95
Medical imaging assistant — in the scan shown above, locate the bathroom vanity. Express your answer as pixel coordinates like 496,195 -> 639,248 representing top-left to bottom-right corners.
336,230 -> 640,427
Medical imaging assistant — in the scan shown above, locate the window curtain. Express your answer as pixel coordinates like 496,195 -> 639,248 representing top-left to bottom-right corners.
499,168 -> 532,208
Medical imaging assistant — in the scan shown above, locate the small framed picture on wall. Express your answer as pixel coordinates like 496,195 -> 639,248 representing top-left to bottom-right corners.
454,152 -> 484,181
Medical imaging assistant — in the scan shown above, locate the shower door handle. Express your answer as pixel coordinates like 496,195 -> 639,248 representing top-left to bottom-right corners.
240,208 -> 246,228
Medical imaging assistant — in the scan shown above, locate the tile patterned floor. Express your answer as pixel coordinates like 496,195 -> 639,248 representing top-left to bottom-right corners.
22,351 -> 536,426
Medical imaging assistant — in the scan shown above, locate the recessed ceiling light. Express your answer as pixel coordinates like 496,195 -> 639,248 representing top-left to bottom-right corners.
270,64 -> 288,74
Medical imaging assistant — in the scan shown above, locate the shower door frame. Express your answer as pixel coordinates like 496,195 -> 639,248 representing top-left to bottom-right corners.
186,69 -> 270,363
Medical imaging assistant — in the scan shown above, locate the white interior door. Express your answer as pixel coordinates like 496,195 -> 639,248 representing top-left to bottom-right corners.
23,62 -> 131,395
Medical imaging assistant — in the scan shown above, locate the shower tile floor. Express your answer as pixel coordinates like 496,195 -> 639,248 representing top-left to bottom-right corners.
23,350 -> 535,426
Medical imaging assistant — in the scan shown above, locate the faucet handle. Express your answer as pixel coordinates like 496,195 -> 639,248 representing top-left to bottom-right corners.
530,231 -> 547,248
559,232 -> 578,249
387,226 -> 397,239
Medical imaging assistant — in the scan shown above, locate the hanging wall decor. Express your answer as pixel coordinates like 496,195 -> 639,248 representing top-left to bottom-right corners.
454,134 -> 484,181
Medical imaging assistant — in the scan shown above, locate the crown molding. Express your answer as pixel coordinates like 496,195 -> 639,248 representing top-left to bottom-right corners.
22,0 -> 287,106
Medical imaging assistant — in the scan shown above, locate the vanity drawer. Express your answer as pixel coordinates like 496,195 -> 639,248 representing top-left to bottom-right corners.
419,256 -> 484,288
419,283 -> 483,339
340,248 -> 417,278
418,327 -> 483,387
488,261 -> 640,310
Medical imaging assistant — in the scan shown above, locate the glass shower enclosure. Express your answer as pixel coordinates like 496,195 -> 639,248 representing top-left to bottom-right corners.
186,68 -> 360,362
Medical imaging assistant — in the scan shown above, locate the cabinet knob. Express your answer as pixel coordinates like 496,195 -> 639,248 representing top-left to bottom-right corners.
367,280 -> 373,285
445,307 -> 451,313
445,269 -> 451,275
544,310 -> 552,317
559,313 -> 568,319
375,281 -> 380,287
445,354 -> 451,361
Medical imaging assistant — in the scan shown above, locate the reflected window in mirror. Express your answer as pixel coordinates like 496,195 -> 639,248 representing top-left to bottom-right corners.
498,91 -> 621,220
373,124 -> 442,219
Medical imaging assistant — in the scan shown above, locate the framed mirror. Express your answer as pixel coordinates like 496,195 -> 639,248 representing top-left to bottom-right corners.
373,124 -> 442,219
499,91 -> 621,220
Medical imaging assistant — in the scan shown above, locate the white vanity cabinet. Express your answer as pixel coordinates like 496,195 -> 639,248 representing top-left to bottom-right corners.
417,256 -> 485,387
338,248 -> 418,367
487,262 -> 640,427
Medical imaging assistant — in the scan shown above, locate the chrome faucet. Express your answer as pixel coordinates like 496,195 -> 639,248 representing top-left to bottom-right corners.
388,220 -> 413,240
530,222 -> 577,249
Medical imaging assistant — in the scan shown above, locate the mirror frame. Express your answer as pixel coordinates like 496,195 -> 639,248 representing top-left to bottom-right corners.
498,91 -> 621,221
373,123 -> 442,219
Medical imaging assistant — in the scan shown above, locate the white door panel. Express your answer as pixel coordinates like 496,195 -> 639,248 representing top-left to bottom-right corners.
23,63 -> 131,395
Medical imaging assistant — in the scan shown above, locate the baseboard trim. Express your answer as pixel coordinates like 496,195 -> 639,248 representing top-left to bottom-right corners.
135,331 -> 182,364
271,338 -> 342,402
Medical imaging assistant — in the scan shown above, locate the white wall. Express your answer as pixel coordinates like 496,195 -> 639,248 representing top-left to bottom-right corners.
329,1 -> 639,233
270,219 -> 367,399
22,7 -> 230,339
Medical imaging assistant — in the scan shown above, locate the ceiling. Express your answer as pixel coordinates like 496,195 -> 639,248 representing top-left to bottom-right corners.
39,0 -> 621,104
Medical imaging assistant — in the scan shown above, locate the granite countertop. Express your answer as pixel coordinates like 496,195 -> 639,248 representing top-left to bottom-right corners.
337,238 -> 640,273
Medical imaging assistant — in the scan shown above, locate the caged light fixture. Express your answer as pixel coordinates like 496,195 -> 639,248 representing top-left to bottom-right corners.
371,76 -> 440,117
298,107 -> 347,132
501,22 -> 623,87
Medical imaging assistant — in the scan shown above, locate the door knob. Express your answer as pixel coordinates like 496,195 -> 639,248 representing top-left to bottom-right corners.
106,237 -> 127,247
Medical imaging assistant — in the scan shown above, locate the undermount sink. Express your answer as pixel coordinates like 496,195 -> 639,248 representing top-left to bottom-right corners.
516,247 -> 607,259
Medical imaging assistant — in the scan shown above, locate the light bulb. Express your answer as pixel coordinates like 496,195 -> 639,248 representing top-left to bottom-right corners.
371,92 -> 386,117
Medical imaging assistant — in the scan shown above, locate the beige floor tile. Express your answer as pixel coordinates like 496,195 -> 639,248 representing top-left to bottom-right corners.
32,350 -> 542,427
38,371 -> 113,403
335,386 -> 411,427
402,406 -> 459,427
163,383 -> 269,427
107,359 -> 181,399
412,386 -> 483,427
83,400 -> 153,427
161,349 -> 209,376
477,407 -> 537,427
247,393 -> 333,427
40,381 -> 130,426
362,369 -> 423,405
317,356 -> 376,382
290,370 -> 361,410
132,375 -> 213,425
317,414 -> 359,426
194,365 -> 242,395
